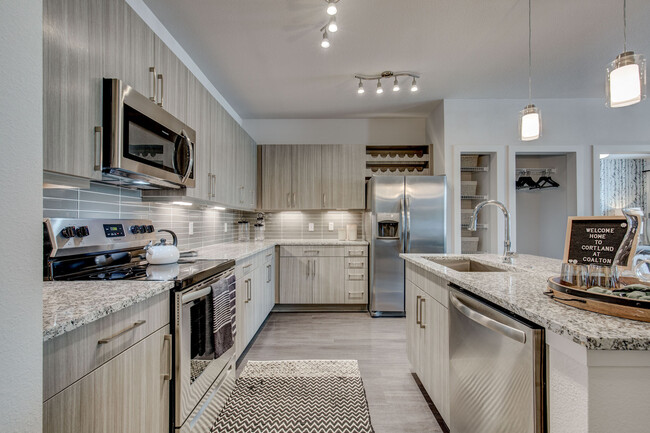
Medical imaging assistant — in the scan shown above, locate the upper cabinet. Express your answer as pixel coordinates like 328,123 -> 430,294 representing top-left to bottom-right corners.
260,144 -> 365,211
43,0 -> 258,210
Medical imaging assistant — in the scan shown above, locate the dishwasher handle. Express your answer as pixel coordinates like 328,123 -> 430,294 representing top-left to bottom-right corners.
449,292 -> 526,344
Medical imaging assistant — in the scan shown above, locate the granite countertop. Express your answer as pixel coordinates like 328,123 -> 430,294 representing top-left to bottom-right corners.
44,239 -> 368,341
43,280 -> 174,342
401,253 -> 650,350
195,239 -> 369,262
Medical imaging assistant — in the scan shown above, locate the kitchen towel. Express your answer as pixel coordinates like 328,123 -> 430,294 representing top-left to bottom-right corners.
212,274 -> 236,357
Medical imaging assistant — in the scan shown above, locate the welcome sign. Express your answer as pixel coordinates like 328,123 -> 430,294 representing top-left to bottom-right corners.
563,216 -> 635,268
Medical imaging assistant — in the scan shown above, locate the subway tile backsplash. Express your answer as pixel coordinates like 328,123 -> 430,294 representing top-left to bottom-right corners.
43,183 -> 365,249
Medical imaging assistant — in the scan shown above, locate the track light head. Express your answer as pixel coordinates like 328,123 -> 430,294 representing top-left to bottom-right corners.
410,77 -> 418,92
321,30 -> 330,48
357,80 -> 365,94
393,77 -> 400,92
376,79 -> 383,94
328,16 -> 338,32
326,0 -> 337,16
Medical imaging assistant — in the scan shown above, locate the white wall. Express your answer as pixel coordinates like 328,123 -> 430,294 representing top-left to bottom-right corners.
243,118 -> 426,145
0,0 -> 43,431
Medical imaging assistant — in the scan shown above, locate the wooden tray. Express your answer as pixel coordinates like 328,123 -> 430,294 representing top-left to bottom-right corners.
546,277 -> 650,323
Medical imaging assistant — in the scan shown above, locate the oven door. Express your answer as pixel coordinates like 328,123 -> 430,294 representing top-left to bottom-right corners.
174,270 -> 236,429
103,78 -> 195,188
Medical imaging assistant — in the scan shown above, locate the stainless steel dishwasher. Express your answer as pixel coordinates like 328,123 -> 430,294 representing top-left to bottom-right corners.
449,285 -> 545,433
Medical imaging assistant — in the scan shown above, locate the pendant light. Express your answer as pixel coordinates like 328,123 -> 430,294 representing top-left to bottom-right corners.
519,0 -> 541,141
606,0 -> 646,108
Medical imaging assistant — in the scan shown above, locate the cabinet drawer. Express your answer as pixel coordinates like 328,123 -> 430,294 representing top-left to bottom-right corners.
236,256 -> 255,279
346,269 -> 367,281
279,245 -> 344,257
263,248 -> 274,263
345,280 -> 368,304
345,258 -> 366,269
43,291 -> 170,401
345,246 -> 367,257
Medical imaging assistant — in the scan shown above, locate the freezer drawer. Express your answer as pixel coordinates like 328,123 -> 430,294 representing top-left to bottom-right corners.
449,287 -> 545,433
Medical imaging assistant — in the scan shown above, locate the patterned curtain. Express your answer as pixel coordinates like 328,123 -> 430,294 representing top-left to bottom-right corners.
600,158 -> 648,216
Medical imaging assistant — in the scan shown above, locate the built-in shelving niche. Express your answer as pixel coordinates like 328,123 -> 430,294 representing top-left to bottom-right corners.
460,153 -> 494,254
365,145 -> 432,179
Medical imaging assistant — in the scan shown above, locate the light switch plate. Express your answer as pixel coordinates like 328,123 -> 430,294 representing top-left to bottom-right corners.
224,223 -> 228,233
328,222 -> 334,231
308,223 -> 314,232
189,222 -> 194,235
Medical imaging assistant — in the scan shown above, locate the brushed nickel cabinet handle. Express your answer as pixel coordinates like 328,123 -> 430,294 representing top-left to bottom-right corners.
419,298 -> 426,329
312,259 -> 317,278
304,250 -> 320,254
242,263 -> 252,269
415,295 -> 421,325
307,259 -> 310,277
292,192 -> 296,208
349,261 -> 364,268
245,279 -> 251,302
287,193 -> 291,208
162,334 -> 172,381
349,250 -> 365,256
323,193 -> 327,207
98,320 -> 146,344
157,73 -> 164,107
149,67 -> 156,102
208,172 -> 213,198
266,253 -> 273,258
267,264 -> 272,283
94,126 -> 103,170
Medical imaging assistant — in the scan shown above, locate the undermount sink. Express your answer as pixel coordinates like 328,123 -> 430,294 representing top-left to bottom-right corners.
426,258 -> 507,273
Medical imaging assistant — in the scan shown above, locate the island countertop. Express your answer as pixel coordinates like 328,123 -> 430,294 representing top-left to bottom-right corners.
400,253 -> 650,350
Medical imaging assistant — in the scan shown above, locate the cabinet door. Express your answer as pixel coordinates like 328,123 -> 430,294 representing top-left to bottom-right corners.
405,280 -> 420,372
154,36 -> 188,122
235,275 -> 249,355
247,134 -> 258,209
279,257 -> 312,303
102,0 -> 154,97
321,145 -> 365,209
43,0 -> 102,180
291,145 -> 322,210
426,298 -> 450,423
313,257 -> 344,304
262,145 -> 293,210
43,326 -> 171,433
185,76 -> 211,200
417,289 -> 433,394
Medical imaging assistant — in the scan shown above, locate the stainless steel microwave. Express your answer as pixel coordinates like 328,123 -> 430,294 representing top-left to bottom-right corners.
101,78 -> 195,189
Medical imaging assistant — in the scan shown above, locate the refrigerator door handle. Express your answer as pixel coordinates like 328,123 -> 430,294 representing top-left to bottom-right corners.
400,196 -> 406,252
406,196 -> 412,252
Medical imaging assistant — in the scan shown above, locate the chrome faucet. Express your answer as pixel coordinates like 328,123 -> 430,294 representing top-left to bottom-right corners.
468,200 -> 515,263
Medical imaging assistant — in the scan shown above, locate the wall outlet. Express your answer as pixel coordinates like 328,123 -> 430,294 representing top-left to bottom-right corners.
224,222 -> 228,233
308,223 -> 314,232
328,222 -> 334,231
188,222 -> 194,235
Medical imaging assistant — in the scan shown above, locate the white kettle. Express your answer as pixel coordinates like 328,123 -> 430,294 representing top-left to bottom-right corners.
145,229 -> 180,265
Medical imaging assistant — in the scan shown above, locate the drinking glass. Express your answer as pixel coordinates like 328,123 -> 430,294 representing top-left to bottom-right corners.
587,264 -> 619,289
560,263 -> 587,287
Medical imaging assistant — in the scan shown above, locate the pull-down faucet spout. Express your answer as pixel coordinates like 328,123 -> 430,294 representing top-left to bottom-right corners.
468,200 -> 515,263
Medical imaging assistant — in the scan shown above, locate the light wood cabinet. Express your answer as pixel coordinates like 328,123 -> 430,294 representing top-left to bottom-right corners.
321,145 -> 365,209
405,265 -> 450,425
260,144 -> 365,210
43,0 -> 102,179
44,326 -> 171,433
153,35 -> 189,122
279,245 -> 367,305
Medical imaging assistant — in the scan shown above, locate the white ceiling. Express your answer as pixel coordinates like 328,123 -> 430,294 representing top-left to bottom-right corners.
143,0 -> 650,119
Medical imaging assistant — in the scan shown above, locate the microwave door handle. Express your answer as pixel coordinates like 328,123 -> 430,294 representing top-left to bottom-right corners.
181,134 -> 194,183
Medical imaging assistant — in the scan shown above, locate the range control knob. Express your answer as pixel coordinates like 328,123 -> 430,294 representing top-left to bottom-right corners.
139,225 -> 147,233
146,225 -> 154,233
61,226 -> 76,238
130,225 -> 141,234
75,226 -> 90,237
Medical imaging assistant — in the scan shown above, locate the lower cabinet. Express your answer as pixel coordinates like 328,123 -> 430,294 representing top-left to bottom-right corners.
278,245 -> 368,305
235,248 -> 276,358
43,326 -> 171,433
406,266 -> 450,424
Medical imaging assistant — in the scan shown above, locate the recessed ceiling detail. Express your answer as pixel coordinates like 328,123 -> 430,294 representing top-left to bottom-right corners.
355,71 -> 419,95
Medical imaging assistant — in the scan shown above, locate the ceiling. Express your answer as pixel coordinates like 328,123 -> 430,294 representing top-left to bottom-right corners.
143,0 -> 650,119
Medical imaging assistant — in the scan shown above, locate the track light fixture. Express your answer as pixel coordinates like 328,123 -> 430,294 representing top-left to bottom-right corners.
321,29 -> 330,48
354,71 -> 420,95
326,0 -> 338,16
328,16 -> 338,32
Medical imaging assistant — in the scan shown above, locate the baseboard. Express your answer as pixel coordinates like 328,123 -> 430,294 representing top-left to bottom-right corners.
411,372 -> 450,433
272,304 -> 369,313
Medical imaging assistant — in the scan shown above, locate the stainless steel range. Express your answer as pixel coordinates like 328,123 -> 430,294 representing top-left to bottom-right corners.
44,218 -> 237,433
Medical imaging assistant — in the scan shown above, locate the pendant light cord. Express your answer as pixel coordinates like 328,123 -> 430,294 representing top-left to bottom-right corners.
623,0 -> 627,53
528,0 -> 532,103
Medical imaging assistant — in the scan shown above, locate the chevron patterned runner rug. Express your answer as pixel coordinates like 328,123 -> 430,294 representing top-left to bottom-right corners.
211,360 -> 375,433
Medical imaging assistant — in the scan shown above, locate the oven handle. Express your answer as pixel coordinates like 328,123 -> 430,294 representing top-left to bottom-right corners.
182,286 -> 212,304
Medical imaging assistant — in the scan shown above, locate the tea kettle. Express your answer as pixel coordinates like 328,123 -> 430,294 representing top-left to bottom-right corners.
145,229 -> 180,265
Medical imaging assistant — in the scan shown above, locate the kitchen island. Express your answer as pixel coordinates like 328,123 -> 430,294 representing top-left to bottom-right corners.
401,253 -> 650,433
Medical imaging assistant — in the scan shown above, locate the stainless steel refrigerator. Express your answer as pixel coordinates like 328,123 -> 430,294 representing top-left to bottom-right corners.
365,176 -> 447,317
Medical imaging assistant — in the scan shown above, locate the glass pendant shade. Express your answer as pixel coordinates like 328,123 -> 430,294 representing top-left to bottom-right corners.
519,104 -> 541,141
606,51 -> 646,107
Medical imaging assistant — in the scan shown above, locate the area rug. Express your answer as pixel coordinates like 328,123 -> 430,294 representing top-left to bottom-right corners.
211,360 -> 375,433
